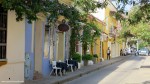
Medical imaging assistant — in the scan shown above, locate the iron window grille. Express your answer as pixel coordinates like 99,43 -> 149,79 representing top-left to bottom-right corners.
0,5 -> 7,60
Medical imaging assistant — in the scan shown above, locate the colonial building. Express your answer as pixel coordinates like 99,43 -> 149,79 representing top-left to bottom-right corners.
0,5 -> 25,82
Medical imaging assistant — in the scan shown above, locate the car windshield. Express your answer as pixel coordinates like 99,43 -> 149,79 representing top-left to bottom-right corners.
139,48 -> 149,52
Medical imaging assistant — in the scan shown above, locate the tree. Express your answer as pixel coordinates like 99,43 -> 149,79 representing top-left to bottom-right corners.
0,0 -> 108,23
119,17 -> 150,48
130,21 -> 150,44
80,23 -> 101,55
118,0 -> 150,47
116,0 -> 150,24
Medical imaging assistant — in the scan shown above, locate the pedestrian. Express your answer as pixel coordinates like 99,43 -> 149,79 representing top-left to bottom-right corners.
107,47 -> 111,60
120,49 -> 123,56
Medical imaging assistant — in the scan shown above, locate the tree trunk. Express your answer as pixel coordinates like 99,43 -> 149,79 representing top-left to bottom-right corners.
91,43 -> 94,55
83,42 -> 87,55
69,29 -> 76,58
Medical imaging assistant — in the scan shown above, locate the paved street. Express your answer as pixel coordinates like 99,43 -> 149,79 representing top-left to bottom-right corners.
64,56 -> 150,84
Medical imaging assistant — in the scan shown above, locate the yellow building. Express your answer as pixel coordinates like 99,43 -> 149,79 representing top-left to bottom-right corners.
105,1 -> 121,58
91,0 -> 122,60
87,15 -> 106,62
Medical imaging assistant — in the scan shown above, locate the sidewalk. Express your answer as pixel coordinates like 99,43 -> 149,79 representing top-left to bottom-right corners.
24,56 -> 132,84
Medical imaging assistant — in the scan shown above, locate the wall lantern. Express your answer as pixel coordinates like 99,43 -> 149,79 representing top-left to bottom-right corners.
58,19 -> 69,32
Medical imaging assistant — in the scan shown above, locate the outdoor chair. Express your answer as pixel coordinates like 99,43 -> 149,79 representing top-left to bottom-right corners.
50,61 -> 62,76
66,59 -> 73,72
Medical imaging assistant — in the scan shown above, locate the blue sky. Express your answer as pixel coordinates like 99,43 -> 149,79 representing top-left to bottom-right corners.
112,1 -> 133,12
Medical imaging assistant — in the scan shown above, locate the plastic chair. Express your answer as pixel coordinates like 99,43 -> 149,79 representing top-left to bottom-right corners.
66,59 -> 73,72
50,61 -> 62,76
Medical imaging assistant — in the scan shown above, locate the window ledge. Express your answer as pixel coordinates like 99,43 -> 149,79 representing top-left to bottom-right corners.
0,59 -> 7,62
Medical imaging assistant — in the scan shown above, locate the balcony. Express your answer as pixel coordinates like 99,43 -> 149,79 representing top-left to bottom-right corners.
109,26 -> 117,37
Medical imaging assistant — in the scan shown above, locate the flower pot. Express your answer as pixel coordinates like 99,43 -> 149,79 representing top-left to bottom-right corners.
78,62 -> 81,69
84,60 -> 88,66
92,58 -> 97,64
88,60 -> 93,65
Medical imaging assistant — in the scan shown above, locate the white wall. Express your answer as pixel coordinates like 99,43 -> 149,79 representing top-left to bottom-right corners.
111,42 -> 120,58
0,11 -> 25,82
91,8 -> 105,21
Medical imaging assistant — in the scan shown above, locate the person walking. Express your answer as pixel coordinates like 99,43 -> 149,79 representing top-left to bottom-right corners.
107,47 -> 111,60
120,49 -> 123,56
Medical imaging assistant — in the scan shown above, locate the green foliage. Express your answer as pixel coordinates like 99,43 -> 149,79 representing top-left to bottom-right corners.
139,41 -> 149,49
128,40 -> 137,46
119,20 -> 134,40
82,54 -> 93,60
1,0 -> 49,23
130,22 -> 150,45
69,29 -> 77,56
119,19 -> 150,47
73,0 -> 108,13
1,0 -> 107,23
116,0 -> 150,24
93,54 -> 98,58
80,23 -> 101,44
1,0 -> 103,57
72,53 -> 82,62
80,23 -> 101,55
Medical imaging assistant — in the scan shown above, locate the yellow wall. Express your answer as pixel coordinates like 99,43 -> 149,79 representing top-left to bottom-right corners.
88,17 -> 105,61
0,11 -> 25,82
103,41 -> 108,59
105,7 -> 117,34
94,21 -> 104,61
57,33 -> 65,61
106,3 -> 120,58
59,0 -> 72,5
34,20 -> 43,73
95,39 -> 100,61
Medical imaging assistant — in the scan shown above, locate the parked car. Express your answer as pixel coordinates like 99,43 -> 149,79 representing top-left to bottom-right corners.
126,48 -> 132,55
122,49 -> 127,56
138,48 -> 150,56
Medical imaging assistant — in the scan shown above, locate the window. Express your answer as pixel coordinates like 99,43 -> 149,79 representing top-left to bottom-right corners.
44,27 -> 50,58
0,5 -> 7,60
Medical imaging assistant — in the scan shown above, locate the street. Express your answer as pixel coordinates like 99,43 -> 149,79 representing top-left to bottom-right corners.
64,56 -> 150,84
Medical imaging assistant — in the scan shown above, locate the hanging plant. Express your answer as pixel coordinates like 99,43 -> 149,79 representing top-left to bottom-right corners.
58,20 -> 69,32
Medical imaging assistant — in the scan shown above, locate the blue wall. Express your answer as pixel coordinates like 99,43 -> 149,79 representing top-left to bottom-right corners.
25,20 -> 52,78
25,19 -> 34,80
41,22 -> 52,77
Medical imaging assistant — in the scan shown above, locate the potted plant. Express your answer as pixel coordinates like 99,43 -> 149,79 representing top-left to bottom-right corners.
93,54 -> 98,64
72,53 -> 81,63
82,54 -> 93,66
72,53 -> 82,69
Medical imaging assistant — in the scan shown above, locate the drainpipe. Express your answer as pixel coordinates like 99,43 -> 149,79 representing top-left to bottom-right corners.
100,33 -> 103,61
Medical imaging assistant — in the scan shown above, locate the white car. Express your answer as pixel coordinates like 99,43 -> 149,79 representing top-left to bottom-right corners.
123,49 -> 127,56
138,49 -> 149,56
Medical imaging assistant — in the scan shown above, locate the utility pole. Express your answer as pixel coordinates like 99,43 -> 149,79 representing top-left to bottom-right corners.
136,40 -> 139,51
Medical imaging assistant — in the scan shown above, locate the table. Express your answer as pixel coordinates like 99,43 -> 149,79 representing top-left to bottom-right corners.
67,60 -> 78,69
56,62 -> 68,71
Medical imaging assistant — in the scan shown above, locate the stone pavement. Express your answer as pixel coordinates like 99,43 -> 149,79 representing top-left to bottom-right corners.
24,56 -> 132,84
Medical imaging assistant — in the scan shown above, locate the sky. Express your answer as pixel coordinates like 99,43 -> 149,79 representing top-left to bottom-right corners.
112,1 -> 133,12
